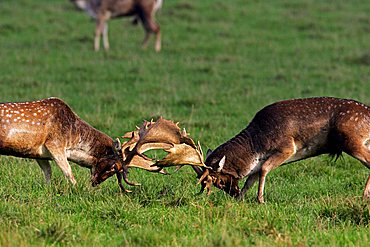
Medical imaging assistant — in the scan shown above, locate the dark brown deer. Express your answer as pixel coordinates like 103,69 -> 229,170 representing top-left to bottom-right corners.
0,97 -> 134,190
199,97 -> 370,203
149,98 -> 370,203
70,0 -> 162,52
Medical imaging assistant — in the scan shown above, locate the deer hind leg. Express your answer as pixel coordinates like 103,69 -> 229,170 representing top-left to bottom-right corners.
236,172 -> 259,201
343,138 -> 370,199
139,13 -> 161,52
36,159 -> 52,183
257,143 -> 296,203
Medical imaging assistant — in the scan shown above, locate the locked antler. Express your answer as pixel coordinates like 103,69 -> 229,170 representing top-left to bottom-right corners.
118,117 -> 208,191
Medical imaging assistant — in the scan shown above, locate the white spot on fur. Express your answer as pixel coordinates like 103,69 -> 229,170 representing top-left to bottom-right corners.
217,155 -> 226,172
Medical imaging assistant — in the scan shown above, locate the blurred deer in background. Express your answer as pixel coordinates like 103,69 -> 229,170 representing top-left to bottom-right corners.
70,0 -> 162,52
0,97 -> 135,191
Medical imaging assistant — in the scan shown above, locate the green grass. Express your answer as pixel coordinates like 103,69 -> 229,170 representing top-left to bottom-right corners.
0,0 -> 370,246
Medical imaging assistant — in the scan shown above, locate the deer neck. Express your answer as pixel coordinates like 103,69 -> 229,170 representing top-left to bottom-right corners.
218,129 -> 266,178
65,119 -> 114,168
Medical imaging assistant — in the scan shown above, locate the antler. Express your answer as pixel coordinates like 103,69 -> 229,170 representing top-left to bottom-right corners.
118,117 -> 206,191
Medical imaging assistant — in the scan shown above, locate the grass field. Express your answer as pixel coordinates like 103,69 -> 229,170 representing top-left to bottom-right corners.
0,0 -> 370,246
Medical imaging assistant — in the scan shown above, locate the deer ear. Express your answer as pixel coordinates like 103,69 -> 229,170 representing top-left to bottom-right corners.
113,138 -> 122,152
206,149 -> 213,160
217,155 -> 226,172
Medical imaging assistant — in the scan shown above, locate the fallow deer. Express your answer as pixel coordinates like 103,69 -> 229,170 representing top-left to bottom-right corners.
196,97 -> 370,203
0,97 -> 135,190
137,98 -> 370,203
70,0 -> 162,52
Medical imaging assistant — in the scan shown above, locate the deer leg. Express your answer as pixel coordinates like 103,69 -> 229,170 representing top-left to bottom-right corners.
45,145 -> 77,185
142,32 -> 151,50
53,156 -> 76,185
140,13 -> 160,51
343,139 -> 370,199
94,20 -> 105,51
236,172 -> 259,201
257,144 -> 296,203
154,30 -> 161,52
102,23 -> 109,50
36,159 -> 52,183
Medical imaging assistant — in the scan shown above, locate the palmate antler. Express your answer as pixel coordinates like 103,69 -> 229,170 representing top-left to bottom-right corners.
118,117 -> 213,193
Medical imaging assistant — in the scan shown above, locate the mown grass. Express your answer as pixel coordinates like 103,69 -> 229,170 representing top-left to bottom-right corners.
0,0 -> 370,246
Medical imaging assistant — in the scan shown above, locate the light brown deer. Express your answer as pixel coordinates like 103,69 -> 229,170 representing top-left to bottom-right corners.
70,0 -> 162,52
0,97 -> 135,190
128,98 -> 370,203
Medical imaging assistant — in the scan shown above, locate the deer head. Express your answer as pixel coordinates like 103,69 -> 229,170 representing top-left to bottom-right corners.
196,151 -> 241,197
90,138 -> 140,192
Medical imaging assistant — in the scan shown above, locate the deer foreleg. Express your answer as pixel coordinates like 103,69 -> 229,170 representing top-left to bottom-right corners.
236,172 -> 259,201
257,146 -> 295,203
94,20 -> 105,51
102,23 -> 109,50
45,145 -> 76,185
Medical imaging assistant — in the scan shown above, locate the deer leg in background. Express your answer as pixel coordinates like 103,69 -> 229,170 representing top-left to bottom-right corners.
236,172 -> 259,201
94,19 -> 105,51
36,159 -> 52,183
139,12 -> 160,52
102,23 -> 110,50
257,145 -> 295,203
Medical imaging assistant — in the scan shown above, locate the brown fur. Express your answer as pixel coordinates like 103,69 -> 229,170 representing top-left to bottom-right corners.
0,97 -> 122,186
204,97 -> 370,203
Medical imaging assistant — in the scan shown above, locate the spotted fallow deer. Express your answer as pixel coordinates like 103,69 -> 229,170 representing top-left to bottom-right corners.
200,97 -> 370,203
147,98 -> 370,203
70,0 -> 162,52
0,97 -> 135,190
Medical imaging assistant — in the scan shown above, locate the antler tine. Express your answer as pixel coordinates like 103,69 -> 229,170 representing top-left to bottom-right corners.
123,171 -> 141,186
197,141 -> 204,159
197,169 -> 209,185
196,169 -> 213,195
116,172 -> 132,193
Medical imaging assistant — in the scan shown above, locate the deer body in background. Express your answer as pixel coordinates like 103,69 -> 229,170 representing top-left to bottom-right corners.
71,0 -> 162,52
0,97 -> 133,189
201,97 -> 370,203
